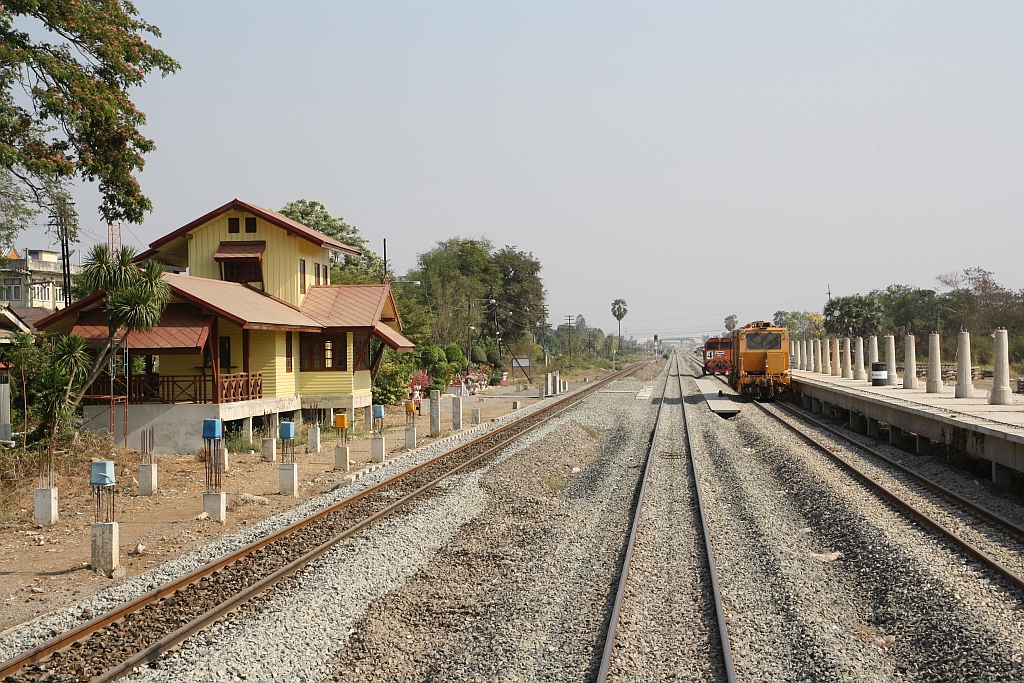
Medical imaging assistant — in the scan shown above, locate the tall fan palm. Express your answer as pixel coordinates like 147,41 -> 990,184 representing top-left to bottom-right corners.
611,299 -> 627,350
71,244 -> 171,406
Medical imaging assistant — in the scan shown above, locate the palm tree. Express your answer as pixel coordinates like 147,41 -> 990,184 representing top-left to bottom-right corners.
71,244 -> 171,406
611,299 -> 628,350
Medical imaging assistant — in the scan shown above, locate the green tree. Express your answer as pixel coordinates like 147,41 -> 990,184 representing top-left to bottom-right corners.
0,2 -> 179,225
724,314 -> 738,332
372,350 -> 415,405
823,294 -> 883,338
611,299 -> 627,348
490,246 -> 545,343
278,199 -> 383,283
72,244 -> 171,406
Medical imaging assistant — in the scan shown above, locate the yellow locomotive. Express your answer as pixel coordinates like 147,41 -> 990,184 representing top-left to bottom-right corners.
729,321 -> 791,400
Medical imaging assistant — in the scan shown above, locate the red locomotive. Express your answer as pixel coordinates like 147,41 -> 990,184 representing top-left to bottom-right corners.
703,337 -> 733,375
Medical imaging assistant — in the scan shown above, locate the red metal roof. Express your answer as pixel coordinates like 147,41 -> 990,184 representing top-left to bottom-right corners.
373,322 -> 415,351
300,284 -> 392,328
71,303 -> 212,353
165,274 -> 322,330
214,241 -> 266,260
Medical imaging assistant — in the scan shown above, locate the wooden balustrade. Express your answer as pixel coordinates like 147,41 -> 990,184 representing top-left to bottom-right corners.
84,373 -> 262,404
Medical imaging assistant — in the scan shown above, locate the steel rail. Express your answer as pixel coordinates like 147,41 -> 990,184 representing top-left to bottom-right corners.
681,349 -> 1024,592
1,362 -> 647,683
595,356 -> 671,682
677,354 -> 738,683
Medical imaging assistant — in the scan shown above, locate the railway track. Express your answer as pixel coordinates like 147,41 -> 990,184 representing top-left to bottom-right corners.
597,351 -> 736,682
0,362 -> 648,683
683,349 -> 1024,594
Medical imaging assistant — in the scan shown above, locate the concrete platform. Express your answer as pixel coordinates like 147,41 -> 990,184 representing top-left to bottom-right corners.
791,369 -> 1024,482
694,378 -> 741,418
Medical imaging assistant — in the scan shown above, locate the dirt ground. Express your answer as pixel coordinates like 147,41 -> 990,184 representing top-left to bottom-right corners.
0,379 -> 607,635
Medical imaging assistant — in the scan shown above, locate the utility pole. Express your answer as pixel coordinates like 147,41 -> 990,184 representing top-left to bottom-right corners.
466,293 -> 473,368
566,315 -> 574,369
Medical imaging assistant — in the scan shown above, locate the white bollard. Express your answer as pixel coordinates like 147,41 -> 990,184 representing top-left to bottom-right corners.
955,330 -> 974,398
854,337 -> 866,380
990,328 -> 1012,405
34,487 -> 58,526
203,491 -> 226,521
90,522 -> 120,577
927,332 -> 943,393
842,338 -> 853,379
471,408 -> 481,424
138,463 -> 158,496
822,339 -> 832,375
219,447 -> 229,473
307,426 -> 321,454
405,427 -> 417,449
371,436 -> 386,463
904,335 -> 918,389
334,445 -> 350,471
262,437 -> 277,462
812,339 -> 821,373
429,390 -> 441,437
452,396 -> 463,430
831,338 -> 841,377
868,336 -> 879,369
279,463 -> 299,496
885,335 -> 898,386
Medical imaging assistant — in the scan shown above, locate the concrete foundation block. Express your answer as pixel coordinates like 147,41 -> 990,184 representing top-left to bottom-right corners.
538,386 -> 545,399
888,425 -> 903,446
33,487 -> 58,526
262,437 -> 277,462
867,418 -> 880,437
364,405 -> 373,431
993,462 -> 1015,490
279,463 -> 299,497
371,436 -> 386,463
916,434 -> 931,456
334,445 -> 350,471
138,463 -> 158,496
452,396 -> 463,430
512,401 -> 520,410
307,426 -> 321,454
429,390 -> 441,437
471,408 -> 481,425
956,330 -> 974,398
90,522 -> 119,577
203,491 -> 226,522
405,427 -> 417,450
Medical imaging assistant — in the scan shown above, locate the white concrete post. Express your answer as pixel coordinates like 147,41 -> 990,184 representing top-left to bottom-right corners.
831,338 -> 841,377
371,436 -> 386,462
334,444 -> 350,471
812,339 -> 821,373
904,335 -> 918,389
796,341 -> 804,370
262,436 -> 277,462
90,522 -> 119,577
279,463 -> 299,496
842,338 -> 853,379
854,337 -> 866,380
868,336 -> 879,368
307,426 -> 321,454
927,332 -> 943,393
404,427 -> 417,449
802,340 -> 809,371
822,339 -> 832,375
955,330 -> 974,398
34,487 -> 58,526
429,390 -> 441,437
219,447 -> 229,473
363,405 -> 373,431
138,463 -> 157,496
203,491 -> 226,521
885,335 -> 898,385
242,416 -> 253,445
471,408 -> 481,424
0,383 -> 11,441
452,396 -> 463,430
990,328 -> 1012,405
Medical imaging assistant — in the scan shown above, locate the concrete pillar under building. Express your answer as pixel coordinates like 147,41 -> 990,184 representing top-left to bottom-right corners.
867,418 -> 880,437
334,445 -> 350,471
471,408 -> 481,424
90,522 -> 119,577
262,437 -> 277,462
138,463 -> 157,496
429,390 -> 441,437
868,336 -> 879,369
990,328 -> 1013,405
242,416 -> 253,445
955,330 -> 974,398
307,426 -> 321,454
904,335 -> 918,389
452,396 -> 463,430
812,398 -> 822,415
916,435 -> 931,456
0,383 -> 10,442
405,427 -> 417,450
219,447 -> 229,473
822,339 -> 832,375
371,436 -> 386,463
831,338 -> 841,377
842,338 -> 853,379
812,340 -> 820,373
927,332 -> 944,394
203,491 -> 226,521
885,335 -> 898,386
364,405 -> 373,431
34,487 -> 58,526
801,394 -> 812,410
822,401 -> 832,418
279,463 -> 298,496
854,337 -> 867,380
888,425 -> 902,446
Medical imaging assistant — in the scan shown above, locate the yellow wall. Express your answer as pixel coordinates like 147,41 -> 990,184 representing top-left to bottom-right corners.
186,210 -> 330,307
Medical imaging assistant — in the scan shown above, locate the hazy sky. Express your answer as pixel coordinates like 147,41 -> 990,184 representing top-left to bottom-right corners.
28,2 -> 1023,339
